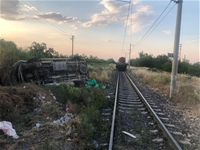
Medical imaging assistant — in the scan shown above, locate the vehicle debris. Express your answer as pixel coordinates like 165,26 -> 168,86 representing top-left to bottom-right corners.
122,131 -> 136,138
9,57 -> 89,86
0,121 -> 19,139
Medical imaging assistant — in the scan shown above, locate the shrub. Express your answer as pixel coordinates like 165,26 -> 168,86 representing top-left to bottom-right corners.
172,85 -> 200,106
162,61 -> 172,72
178,61 -> 190,74
188,62 -> 200,77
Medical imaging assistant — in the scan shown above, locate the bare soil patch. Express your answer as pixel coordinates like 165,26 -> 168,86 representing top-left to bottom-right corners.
0,84 -> 75,150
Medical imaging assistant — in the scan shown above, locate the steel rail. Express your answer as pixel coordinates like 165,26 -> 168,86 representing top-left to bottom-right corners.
125,72 -> 182,150
108,72 -> 119,150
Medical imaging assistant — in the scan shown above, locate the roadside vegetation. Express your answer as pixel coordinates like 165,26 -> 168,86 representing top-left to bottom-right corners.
0,39 -> 116,149
130,51 -> 200,117
0,83 -> 114,149
0,38 -> 199,149
0,64 -> 114,150
130,51 -> 200,77
0,39 -> 115,85
130,67 -> 200,116
45,83 -> 114,149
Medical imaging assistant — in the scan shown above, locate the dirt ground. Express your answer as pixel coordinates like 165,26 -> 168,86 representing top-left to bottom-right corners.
0,84 -> 76,150
0,77 -> 199,150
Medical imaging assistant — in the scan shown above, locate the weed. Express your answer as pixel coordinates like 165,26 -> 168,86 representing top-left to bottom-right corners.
73,87 -> 113,148
130,107 -> 141,120
88,64 -> 115,84
131,107 -> 154,149
45,82 -> 113,149
173,85 -> 200,106
131,67 -> 200,112
37,138 -> 64,150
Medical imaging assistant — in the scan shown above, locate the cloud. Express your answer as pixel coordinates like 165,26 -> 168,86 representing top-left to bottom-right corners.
82,0 -> 126,27
184,39 -> 197,45
1,0 -> 38,21
0,0 -> 23,20
21,4 -> 37,12
82,0 -> 153,34
1,0 -> 80,24
34,12 -> 80,24
133,0 -> 141,5
100,0 -> 122,14
136,5 -> 153,13
104,39 -> 112,43
163,30 -> 171,35
1,0 -> 153,33
127,5 -> 153,34
71,25 -> 77,30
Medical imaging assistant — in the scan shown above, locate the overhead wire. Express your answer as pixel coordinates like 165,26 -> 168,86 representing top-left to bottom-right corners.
25,0 -> 71,36
121,0 -> 131,51
133,1 -> 173,49
18,1 -> 70,36
158,37 -> 199,54
129,0 -> 133,45
134,3 -> 176,49
183,37 -> 200,46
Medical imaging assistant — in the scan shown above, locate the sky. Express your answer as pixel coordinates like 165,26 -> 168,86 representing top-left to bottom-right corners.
0,0 -> 199,63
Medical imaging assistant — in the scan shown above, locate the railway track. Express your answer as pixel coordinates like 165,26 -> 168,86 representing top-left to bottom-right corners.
107,71 -> 191,150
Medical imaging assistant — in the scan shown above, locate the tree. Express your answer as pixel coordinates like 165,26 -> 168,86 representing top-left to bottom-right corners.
29,42 -> 59,58
29,42 -> 46,58
188,62 -> 200,77
178,61 -> 190,74
45,48 -> 59,58
154,55 -> 169,70
138,51 -> 154,68
0,39 -> 21,69
106,58 -> 115,64
130,58 -> 140,67
162,61 -> 172,72
0,39 -> 29,84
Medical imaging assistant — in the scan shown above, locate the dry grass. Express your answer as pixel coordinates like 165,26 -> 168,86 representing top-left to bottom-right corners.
131,67 -> 170,97
130,67 -> 200,117
66,100 -> 79,114
0,83 -> 77,149
88,64 -> 115,83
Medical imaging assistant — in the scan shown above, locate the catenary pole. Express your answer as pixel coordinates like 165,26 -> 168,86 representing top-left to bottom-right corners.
169,0 -> 183,98
179,44 -> 182,61
70,35 -> 74,56
128,44 -> 132,70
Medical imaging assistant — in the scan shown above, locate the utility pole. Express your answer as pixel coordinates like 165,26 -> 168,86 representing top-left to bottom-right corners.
70,35 -> 74,56
179,44 -> 182,61
128,44 -> 133,70
169,0 -> 183,98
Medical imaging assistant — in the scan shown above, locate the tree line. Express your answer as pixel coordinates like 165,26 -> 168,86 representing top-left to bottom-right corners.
0,39 -> 199,84
0,39 -> 115,84
130,51 -> 200,77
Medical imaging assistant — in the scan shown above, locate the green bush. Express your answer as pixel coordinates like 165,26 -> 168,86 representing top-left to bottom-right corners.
45,84 -> 87,104
130,51 -> 200,77
188,62 -> 200,77
155,75 -> 170,85
173,85 -> 200,105
46,84 -> 113,111
154,55 -> 169,70
178,61 -> 190,74
162,61 -> 172,72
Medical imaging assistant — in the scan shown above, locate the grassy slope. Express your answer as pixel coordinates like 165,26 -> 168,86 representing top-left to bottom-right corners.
130,67 -> 200,117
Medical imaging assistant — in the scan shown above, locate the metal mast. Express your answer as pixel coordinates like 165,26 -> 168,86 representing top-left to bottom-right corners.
70,35 -> 75,56
128,44 -> 133,70
169,0 -> 183,98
